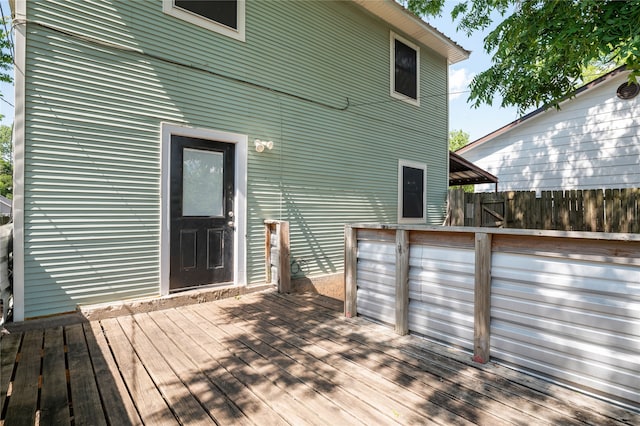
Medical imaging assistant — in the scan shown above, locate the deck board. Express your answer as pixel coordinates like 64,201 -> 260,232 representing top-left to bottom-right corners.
231,295 -> 514,425
65,323 -> 107,426
99,317 -> 177,425
161,308 -> 288,425
3,330 -> 42,426
0,331 -> 21,411
136,311 -> 251,425
205,298 -> 452,425
181,305 -> 326,425
40,327 -> 70,425
83,322 -> 143,426
1,292 -> 638,425
117,315 -> 215,425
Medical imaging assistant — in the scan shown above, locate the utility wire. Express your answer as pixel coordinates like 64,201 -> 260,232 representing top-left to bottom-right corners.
0,97 -> 13,108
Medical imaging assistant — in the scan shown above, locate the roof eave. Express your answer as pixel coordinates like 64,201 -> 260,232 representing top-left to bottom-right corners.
352,0 -> 470,64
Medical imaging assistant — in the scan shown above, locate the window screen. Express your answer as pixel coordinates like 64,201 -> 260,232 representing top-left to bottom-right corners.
402,166 -> 424,219
394,39 -> 418,100
175,0 -> 237,29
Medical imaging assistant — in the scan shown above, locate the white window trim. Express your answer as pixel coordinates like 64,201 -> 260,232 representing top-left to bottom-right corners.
160,123 -> 248,296
163,0 -> 246,42
390,31 -> 420,106
398,160 -> 427,224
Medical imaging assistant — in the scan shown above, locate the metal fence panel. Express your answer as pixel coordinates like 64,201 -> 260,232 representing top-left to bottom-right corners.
356,241 -> 395,325
408,245 -> 475,350
491,252 -> 640,404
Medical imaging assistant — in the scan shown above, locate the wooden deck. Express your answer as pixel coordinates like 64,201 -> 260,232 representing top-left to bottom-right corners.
1,292 -> 638,425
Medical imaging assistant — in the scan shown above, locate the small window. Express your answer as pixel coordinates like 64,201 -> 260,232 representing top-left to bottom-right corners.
398,160 -> 426,223
391,32 -> 420,106
163,0 -> 245,42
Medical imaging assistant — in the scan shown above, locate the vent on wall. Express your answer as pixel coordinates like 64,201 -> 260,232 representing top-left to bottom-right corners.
616,81 -> 640,99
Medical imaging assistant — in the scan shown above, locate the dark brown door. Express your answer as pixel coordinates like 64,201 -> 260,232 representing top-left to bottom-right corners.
170,136 -> 234,290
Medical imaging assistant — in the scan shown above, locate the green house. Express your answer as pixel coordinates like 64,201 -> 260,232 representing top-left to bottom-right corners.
11,0 -> 468,320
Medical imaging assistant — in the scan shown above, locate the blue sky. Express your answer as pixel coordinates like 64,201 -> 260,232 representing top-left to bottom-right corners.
0,0 -> 525,141
425,2 -> 529,141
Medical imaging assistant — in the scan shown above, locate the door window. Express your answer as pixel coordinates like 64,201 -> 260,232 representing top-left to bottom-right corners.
182,148 -> 224,217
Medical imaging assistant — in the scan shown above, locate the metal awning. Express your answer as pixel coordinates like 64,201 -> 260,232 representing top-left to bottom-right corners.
449,151 -> 498,189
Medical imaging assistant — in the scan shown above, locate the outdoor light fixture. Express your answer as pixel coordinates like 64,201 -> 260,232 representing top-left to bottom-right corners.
254,139 -> 274,152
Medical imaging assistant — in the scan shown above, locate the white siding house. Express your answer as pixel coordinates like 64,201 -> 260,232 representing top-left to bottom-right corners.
458,67 -> 640,193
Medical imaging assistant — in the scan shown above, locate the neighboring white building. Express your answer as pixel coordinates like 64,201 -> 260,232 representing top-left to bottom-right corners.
458,67 -> 640,193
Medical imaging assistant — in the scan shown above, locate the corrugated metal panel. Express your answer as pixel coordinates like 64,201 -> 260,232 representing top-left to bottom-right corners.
408,245 -> 475,350
22,0 -> 451,317
356,241 -> 395,325
491,252 -> 640,404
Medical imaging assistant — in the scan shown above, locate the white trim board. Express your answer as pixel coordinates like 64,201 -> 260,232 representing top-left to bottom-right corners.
12,0 -> 28,321
160,123 -> 248,296
397,159 -> 427,224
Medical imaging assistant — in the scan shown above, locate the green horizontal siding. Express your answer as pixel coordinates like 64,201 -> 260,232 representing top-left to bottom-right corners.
22,0 -> 451,317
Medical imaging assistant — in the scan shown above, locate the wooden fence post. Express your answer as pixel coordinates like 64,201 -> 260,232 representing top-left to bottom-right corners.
278,222 -> 291,293
395,229 -> 409,335
344,226 -> 357,318
474,232 -> 492,363
265,223 -> 272,284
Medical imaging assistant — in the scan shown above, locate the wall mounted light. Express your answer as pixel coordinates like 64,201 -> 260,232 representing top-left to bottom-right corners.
254,139 -> 274,152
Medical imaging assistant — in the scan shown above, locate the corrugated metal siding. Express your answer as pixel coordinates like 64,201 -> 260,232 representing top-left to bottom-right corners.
356,241 -> 395,325
22,0 -> 451,317
491,252 -> 640,404
408,245 -> 475,350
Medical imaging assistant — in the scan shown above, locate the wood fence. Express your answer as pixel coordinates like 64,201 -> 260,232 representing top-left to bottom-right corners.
448,188 -> 640,233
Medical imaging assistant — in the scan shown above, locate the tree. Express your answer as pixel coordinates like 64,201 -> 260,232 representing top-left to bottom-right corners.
0,15 -> 12,89
407,0 -> 640,113
0,124 -> 11,199
449,129 -> 469,152
449,129 -> 473,192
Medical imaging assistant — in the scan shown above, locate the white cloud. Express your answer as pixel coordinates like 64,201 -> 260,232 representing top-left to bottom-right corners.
449,68 -> 475,101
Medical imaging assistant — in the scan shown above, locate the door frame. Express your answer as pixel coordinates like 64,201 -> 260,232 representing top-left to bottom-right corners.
160,122 -> 248,295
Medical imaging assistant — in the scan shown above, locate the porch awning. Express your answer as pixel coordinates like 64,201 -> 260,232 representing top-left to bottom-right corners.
449,151 -> 498,187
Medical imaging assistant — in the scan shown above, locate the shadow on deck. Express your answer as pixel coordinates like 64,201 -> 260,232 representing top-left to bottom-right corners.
1,292 -> 638,425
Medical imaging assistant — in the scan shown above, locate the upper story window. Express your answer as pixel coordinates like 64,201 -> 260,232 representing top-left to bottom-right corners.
390,32 -> 419,106
163,0 -> 246,42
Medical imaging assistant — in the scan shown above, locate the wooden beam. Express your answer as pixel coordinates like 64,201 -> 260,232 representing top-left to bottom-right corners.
278,222 -> 291,293
474,232 -> 492,364
265,222 -> 272,284
344,226 -> 357,318
395,229 -> 409,335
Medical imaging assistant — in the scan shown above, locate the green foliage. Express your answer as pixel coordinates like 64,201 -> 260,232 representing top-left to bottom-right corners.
449,129 -> 470,151
0,14 -> 12,101
0,158 -> 11,199
0,124 -> 11,199
409,0 -> 640,113
0,124 -> 12,161
448,130 -> 474,192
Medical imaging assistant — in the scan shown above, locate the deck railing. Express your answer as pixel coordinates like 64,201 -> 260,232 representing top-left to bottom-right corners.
344,224 -> 640,407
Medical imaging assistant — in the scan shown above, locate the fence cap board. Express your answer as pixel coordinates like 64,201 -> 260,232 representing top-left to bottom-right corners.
345,224 -> 640,242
